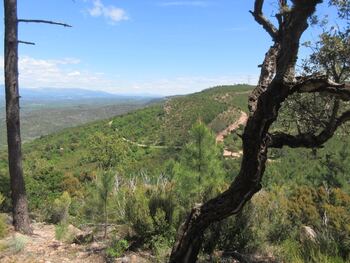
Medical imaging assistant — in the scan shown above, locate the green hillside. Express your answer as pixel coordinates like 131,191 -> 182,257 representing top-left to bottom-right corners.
1,84 -> 350,262
0,98 -> 156,147
0,84 -> 252,206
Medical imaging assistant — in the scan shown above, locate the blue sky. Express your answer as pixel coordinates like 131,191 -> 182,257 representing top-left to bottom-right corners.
0,0 -> 338,95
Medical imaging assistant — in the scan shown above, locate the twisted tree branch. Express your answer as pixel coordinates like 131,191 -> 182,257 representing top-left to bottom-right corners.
269,109 -> 350,148
249,0 -> 279,41
292,75 -> 350,101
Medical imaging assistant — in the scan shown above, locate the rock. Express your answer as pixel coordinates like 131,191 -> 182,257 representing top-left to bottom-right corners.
68,225 -> 83,236
300,225 -> 318,243
88,242 -> 105,252
130,255 -> 138,263
115,256 -> 129,263
73,230 -> 94,244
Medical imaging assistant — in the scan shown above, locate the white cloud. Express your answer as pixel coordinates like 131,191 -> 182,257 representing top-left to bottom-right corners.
68,71 -> 81,76
159,1 -> 210,7
15,56 -> 115,90
88,0 -> 129,23
132,75 -> 258,95
0,55 -> 257,96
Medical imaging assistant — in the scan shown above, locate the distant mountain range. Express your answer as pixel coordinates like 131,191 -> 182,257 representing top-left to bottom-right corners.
0,86 -> 162,102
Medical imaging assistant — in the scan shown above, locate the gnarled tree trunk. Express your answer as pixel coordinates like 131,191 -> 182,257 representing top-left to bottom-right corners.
169,1 -> 325,262
4,0 -> 32,234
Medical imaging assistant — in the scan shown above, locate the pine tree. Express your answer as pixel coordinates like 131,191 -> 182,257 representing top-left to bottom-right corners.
174,121 -> 225,207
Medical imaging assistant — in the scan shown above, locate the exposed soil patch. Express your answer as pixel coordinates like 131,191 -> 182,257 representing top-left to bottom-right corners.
216,111 -> 248,158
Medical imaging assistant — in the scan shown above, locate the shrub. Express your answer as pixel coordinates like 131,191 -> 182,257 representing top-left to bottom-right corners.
105,239 -> 129,259
55,223 -> 69,241
125,184 -> 177,248
278,239 -> 303,263
55,223 -> 74,243
50,192 -> 71,224
9,234 -> 28,253
125,187 -> 154,241
0,194 -> 8,238
151,235 -> 172,262
0,214 -> 7,239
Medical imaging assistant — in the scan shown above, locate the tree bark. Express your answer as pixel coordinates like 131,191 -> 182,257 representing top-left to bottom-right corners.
169,1 -> 322,262
4,0 -> 32,234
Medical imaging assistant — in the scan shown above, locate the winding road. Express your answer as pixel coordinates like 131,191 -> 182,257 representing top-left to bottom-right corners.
120,110 -> 248,158
215,111 -> 248,158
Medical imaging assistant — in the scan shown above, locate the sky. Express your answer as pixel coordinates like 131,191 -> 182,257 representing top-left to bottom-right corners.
0,0 -> 339,96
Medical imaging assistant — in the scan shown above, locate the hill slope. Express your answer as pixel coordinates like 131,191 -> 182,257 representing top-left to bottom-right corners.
0,84 -> 252,205
0,87 -> 161,147
1,84 -> 350,262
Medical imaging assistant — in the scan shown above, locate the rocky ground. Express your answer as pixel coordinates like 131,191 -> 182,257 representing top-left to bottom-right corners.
0,223 -> 105,263
0,222 -> 153,263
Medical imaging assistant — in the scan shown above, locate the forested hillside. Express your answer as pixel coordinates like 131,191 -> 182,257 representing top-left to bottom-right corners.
0,88 -> 159,147
1,84 -> 350,262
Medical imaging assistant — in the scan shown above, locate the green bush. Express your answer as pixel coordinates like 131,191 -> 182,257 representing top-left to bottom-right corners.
125,184 -> 177,248
106,239 -> 129,259
9,234 -> 28,253
279,239 -> 303,263
55,223 -> 69,241
50,192 -> 71,224
0,193 -> 8,238
55,223 -> 75,243
151,235 -> 172,262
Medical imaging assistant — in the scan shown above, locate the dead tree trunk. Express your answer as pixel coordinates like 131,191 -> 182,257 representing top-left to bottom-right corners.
169,1 -> 341,262
4,0 -> 32,234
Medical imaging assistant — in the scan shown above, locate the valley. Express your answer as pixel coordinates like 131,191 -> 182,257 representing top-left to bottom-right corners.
0,88 -> 160,147
1,84 -> 349,262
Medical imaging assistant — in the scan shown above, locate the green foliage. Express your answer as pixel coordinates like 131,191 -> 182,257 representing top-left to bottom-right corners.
0,193 -> 8,238
55,223 -> 69,241
50,192 -> 71,224
125,186 -> 154,240
9,234 -> 29,253
54,223 -> 75,243
105,238 -> 129,259
173,121 -> 226,208
83,132 -> 127,170
151,234 -> 172,262
279,239 -> 303,263
1,82 -> 350,261
330,0 -> 350,18
0,169 -> 10,212
79,170 -> 118,236
0,215 -> 6,239
0,98 -> 151,147
96,171 -> 115,205
125,184 -> 177,248
24,158 -> 64,213
97,170 -> 116,238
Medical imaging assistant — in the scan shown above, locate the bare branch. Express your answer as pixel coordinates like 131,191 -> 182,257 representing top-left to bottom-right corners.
250,0 -> 279,41
292,75 -> 350,101
18,19 -> 72,27
269,109 -> 350,149
18,40 -> 35,45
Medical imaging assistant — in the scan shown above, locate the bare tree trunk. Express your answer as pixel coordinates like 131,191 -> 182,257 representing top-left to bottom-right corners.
4,0 -> 32,235
169,1 -> 323,262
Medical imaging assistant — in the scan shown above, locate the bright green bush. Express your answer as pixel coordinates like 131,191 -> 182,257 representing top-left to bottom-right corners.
105,239 -> 129,259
